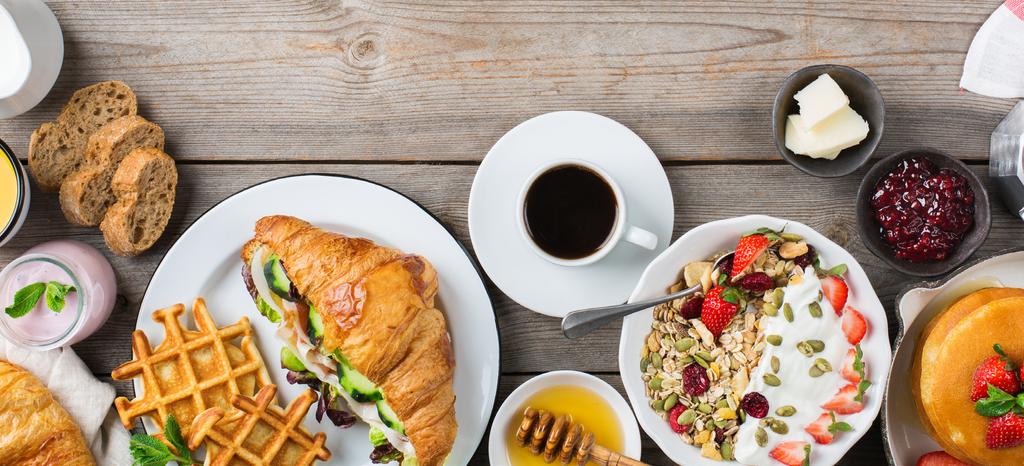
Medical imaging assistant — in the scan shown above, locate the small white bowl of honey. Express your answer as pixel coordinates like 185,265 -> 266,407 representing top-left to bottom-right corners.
488,370 -> 643,466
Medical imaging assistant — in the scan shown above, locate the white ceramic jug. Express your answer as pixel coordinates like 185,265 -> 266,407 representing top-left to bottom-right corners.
0,0 -> 62,119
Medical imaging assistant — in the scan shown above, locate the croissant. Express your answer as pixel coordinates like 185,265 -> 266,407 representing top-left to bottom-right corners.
241,215 -> 456,466
0,360 -> 95,466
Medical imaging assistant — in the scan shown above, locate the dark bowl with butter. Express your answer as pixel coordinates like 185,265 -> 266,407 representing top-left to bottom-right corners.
773,64 -> 885,178
856,148 -> 991,277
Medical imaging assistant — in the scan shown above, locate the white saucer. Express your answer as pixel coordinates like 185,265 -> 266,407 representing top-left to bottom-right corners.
468,111 -> 673,317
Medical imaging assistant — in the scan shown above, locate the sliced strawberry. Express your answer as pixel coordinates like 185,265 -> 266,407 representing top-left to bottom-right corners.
731,234 -> 771,278
915,451 -> 971,466
700,287 -> 740,338
841,346 -> 867,384
822,384 -> 865,415
970,344 -> 1020,402
841,307 -> 868,345
821,276 -> 848,315
769,441 -> 809,466
805,412 -> 835,445
985,412 -> 1024,449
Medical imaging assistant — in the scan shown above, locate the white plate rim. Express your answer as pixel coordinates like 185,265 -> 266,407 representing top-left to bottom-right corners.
618,214 -> 891,466
132,173 -> 501,465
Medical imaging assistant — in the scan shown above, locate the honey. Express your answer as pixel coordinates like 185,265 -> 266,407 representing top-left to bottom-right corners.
505,384 -> 624,466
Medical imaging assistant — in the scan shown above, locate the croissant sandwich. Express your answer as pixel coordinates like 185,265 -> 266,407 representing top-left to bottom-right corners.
240,215 -> 457,466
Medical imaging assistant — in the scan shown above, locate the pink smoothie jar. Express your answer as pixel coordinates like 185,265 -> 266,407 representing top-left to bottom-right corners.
0,240 -> 116,349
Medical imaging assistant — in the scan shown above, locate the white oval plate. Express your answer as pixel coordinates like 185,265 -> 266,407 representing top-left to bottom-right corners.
619,215 -> 890,466
134,174 -> 500,465
883,248 -> 1024,466
468,111 -> 674,317
487,371 -> 642,465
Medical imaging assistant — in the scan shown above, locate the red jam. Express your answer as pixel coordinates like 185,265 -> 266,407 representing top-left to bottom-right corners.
870,157 -> 974,263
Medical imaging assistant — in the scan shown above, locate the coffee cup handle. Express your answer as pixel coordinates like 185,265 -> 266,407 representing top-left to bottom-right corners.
624,225 -> 658,250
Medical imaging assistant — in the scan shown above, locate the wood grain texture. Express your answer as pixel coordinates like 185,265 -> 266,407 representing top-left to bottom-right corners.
8,161 -> 1021,465
0,0 -> 1014,162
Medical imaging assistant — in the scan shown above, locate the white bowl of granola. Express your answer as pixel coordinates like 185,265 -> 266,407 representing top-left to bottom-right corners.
619,215 -> 890,466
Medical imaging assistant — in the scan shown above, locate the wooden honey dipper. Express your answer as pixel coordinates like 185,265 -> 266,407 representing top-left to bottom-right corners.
515,407 -> 650,466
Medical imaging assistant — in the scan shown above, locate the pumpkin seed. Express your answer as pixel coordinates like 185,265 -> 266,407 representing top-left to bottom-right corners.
770,419 -> 789,435
696,350 -> 713,362
807,340 -> 825,352
809,365 -> 825,377
695,355 -> 710,369
649,377 -> 663,390
783,303 -> 794,322
698,403 -> 714,414
675,337 -> 697,352
677,409 -> 697,425
679,355 -> 695,365
651,352 -> 663,369
652,399 -> 665,412
715,419 -> 729,428
797,341 -> 814,357
738,408 -> 746,423
640,355 -> 651,372
664,393 -> 678,411
755,427 -> 768,447
763,374 -> 782,386
721,441 -> 734,460
781,232 -> 803,242
815,358 -> 833,372
809,302 -> 823,318
763,302 -> 778,317
771,289 -> 785,307
771,356 -> 780,373
775,405 -> 797,417
767,335 -> 783,346
716,399 -> 730,409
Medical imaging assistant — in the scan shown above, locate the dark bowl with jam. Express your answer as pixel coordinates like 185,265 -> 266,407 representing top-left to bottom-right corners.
856,148 -> 991,277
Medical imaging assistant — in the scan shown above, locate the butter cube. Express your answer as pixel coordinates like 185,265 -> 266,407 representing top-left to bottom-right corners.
794,74 -> 849,130
785,106 -> 869,160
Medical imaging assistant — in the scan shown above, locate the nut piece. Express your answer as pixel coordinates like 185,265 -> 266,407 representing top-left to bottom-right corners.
779,241 -> 809,259
684,261 -> 713,288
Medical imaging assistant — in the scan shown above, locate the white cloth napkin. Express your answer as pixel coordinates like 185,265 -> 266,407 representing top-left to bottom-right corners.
0,338 -> 131,465
960,0 -> 1024,98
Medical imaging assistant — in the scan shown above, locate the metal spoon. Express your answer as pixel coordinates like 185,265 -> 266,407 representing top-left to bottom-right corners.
561,252 -> 735,339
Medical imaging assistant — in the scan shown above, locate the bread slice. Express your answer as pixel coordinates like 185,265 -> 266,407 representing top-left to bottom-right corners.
59,115 -> 164,226
100,147 -> 177,256
28,81 -> 137,192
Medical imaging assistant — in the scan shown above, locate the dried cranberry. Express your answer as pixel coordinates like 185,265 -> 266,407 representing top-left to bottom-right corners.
717,255 -> 734,279
793,244 -> 817,269
715,427 -> 727,443
741,392 -> 769,419
667,404 -> 690,434
682,363 -> 710,396
680,296 -> 704,319
739,272 -> 773,293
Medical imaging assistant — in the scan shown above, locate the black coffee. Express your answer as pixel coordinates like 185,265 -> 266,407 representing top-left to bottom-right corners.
524,164 -> 618,259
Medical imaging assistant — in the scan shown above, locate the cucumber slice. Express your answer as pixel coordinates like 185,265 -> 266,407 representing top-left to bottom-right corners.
307,304 -> 324,342
255,296 -> 281,323
280,346 -> 306,372
263,254 -> 294,301
369,427 -> 389,447
376,399 -> 405,434
336,353 -> 382,403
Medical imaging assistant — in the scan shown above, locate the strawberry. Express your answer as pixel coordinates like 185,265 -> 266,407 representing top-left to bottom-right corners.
985,412 -> 1024,449
821,276 -> 849,315
700,287 -> 740,338
841,346 -> 867,384
915,451 -> 970,466
970,344 -> 1020,402
805,412 -> 835,445
731,234 -> 771,278
822,384 -> 865,415
841,307 -> 868,345
769,441 -> 809,466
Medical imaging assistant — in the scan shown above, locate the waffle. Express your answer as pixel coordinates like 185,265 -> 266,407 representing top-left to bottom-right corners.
111,297 -> 271,437
188,384 -> 331,465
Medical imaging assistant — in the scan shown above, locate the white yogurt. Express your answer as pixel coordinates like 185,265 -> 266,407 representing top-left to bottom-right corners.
734,267 -> 852,465
0,6 -> 30,99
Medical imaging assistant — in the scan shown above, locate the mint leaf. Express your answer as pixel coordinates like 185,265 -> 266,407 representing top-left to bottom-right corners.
1018,393 -> 1024,409
855,379 -> 872,402
720,287 -> 741,305
129,434 -> 174,465
163,414 -> 191,462
4,282 -> 45,318
717,273 -> 727,286
828,264 -> 848,277
44,281 -> 75,313
976,385 -> 1016,417
987,384 -> 1015,402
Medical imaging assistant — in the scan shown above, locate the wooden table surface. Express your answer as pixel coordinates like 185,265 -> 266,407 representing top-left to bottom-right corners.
2,1 -> 1021,465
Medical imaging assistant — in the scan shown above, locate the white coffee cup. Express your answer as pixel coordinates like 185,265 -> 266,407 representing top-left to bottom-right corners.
516,159 -> 658,266
0,0 -> 63,119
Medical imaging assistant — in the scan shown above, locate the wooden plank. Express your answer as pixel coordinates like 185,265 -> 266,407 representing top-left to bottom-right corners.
0,1 -> 1011,162
102,374 -> 885,465
4,162 -> 1020,375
